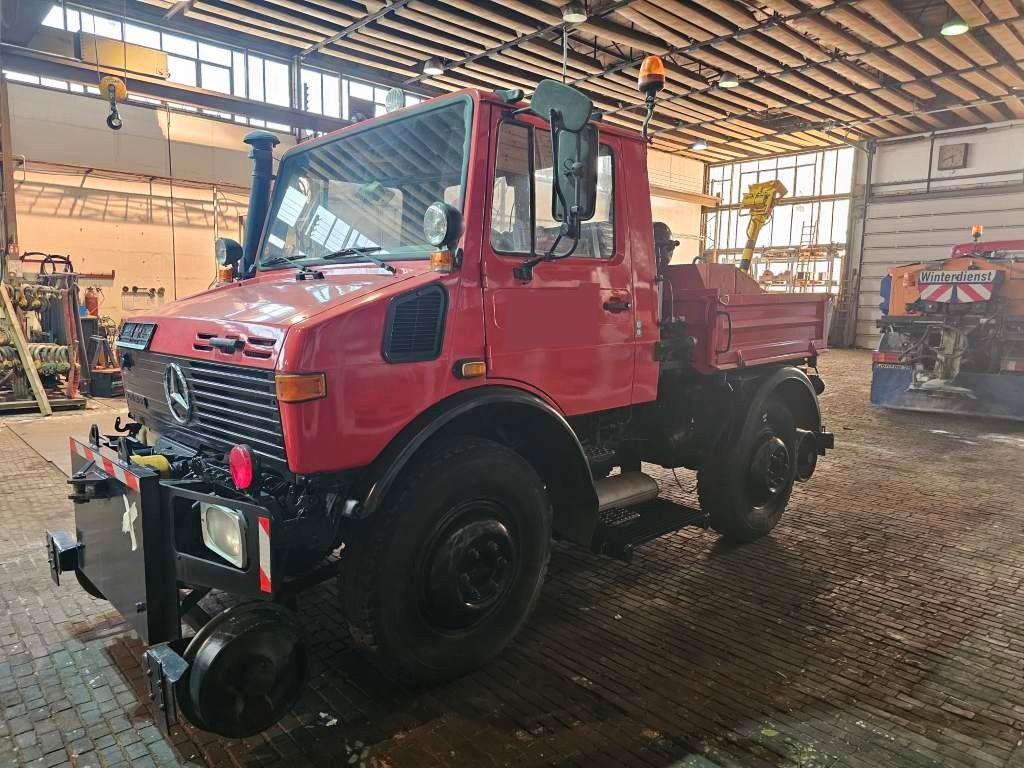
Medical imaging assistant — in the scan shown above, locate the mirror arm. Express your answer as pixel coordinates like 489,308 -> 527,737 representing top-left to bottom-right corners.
512,214 -> 581,283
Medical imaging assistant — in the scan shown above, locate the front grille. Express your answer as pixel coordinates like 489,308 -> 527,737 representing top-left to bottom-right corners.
123,353 -> 286,468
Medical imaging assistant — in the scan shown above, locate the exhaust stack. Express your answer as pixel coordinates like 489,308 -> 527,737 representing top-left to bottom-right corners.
241,130 -> 280,278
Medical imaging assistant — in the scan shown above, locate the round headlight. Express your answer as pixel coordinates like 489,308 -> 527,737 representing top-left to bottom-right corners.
215,237 -> 243,267
423,202 -> 454,247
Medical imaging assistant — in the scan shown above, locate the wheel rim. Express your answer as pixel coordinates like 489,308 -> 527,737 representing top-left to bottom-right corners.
746,434 -> 791,506
421,501 -> 518,631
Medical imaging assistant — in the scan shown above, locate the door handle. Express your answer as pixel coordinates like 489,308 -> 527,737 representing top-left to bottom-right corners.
603,298 -> 632,312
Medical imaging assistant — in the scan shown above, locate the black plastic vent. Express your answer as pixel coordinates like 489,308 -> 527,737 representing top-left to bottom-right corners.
383,284 -> 448,363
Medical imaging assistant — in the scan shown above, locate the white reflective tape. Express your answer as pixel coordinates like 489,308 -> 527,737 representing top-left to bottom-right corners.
258,517 -> 271,592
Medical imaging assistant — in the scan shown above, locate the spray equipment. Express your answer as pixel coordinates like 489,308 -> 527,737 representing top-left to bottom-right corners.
637,56 -> 666,143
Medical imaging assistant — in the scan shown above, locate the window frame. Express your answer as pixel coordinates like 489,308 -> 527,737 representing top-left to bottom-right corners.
488,117 -> 617,261
257,95 -> 475,271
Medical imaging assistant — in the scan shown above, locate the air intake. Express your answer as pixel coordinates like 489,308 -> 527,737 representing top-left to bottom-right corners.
382,284 -> 447,363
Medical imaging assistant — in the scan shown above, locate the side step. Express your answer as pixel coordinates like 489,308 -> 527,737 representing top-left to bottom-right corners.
591,497 -> 707,562
595,471 -> 660,512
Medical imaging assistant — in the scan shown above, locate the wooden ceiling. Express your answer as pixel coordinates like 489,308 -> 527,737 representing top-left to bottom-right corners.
127,0 -> 1024,161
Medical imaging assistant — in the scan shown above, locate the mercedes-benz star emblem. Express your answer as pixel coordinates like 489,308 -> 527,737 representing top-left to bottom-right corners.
163,363 -> 192,424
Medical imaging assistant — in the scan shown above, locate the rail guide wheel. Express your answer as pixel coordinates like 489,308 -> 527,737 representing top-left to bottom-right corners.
178,602 -> 309,738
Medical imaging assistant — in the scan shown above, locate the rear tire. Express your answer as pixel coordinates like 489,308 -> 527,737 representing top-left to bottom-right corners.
341,436 -> 551,685
698,394 -> 797,543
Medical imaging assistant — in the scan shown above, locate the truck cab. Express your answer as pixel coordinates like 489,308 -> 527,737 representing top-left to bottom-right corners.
46,77 -> 834,739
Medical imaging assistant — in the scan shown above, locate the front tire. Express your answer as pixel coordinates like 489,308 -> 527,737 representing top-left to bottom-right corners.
698,394 -> 797,543
341,437 -> 552,684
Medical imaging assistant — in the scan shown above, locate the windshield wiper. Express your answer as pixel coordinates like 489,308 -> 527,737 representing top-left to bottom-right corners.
323,246 -> 396,274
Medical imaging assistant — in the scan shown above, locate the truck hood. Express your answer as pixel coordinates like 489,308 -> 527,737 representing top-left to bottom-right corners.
137,262 -> 428,368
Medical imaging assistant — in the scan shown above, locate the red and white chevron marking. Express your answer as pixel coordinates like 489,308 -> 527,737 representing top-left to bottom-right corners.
955,282 -> 992,302
69,438 -> 141,491
258,516 -> 272,593
919,282 -> 992,303
920,284 -> 953,302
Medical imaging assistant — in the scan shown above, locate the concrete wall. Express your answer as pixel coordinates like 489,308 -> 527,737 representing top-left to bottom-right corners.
852,122 -> 1024,347
7,84 -> 294,323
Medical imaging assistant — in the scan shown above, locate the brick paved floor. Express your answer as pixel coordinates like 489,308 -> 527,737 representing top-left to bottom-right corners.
2,348 -> 1024,767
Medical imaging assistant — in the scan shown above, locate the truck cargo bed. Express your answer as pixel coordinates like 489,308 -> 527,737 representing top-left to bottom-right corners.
663,264 -> 832,374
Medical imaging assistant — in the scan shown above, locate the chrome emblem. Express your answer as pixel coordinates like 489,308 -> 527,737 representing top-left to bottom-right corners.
163,363 -> 192,424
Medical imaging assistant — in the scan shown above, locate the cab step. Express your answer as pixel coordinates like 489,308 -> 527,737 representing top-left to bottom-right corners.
591,497 -> 707,562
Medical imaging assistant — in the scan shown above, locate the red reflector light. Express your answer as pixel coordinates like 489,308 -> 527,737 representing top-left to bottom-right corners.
228,444 -> 255,490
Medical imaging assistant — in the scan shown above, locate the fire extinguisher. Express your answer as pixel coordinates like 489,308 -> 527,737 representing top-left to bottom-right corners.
84,287 -> 100,317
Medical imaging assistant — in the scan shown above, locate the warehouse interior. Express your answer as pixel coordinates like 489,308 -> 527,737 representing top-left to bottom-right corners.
0,0 -> 1023,766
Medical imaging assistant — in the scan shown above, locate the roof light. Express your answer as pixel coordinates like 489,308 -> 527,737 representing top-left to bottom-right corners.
637,55 -> 666,96
692,137 -> 709,151
718,71 -> 740,88
941,16 -> 970,35
561,1 -> 588,24
422,57 -> 444,76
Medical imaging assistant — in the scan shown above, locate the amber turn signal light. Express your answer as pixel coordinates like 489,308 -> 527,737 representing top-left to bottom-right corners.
453,359 -> 486,378
276,372 -> 326,402
638,55 -> 666,96
430,250 -> 454,273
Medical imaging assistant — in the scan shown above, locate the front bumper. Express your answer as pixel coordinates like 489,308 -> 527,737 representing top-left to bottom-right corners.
49,438 -> 277,644
46,437 -> 299,736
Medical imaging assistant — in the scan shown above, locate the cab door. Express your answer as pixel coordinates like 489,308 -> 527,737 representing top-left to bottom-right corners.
482,114 -> 635,416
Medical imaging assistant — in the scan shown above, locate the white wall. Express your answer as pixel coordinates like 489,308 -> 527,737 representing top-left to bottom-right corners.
7,84 -> 294,324
646,149 -> 705,263
853,122 -> 1024,347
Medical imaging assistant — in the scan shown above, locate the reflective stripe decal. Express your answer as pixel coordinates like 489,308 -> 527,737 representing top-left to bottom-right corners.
919,282 -> 992,303
69,438 -> 141,491
258,516 -> 271,593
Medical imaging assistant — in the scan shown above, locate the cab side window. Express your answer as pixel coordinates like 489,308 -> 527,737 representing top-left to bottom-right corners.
490,122 -> 533,254
490,121 -> 615,259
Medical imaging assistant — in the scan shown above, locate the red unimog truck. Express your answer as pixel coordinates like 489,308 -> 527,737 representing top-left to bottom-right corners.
46,69 -> 833,738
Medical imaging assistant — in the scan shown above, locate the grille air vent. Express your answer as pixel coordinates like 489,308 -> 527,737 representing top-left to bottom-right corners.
383,284 -> 447,363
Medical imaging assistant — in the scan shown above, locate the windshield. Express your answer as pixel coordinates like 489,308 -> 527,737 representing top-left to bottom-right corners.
259,99 -> 470,269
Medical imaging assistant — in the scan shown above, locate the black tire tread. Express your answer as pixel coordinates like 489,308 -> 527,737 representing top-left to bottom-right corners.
341,436 -> 551,685
697,394 -> 796,543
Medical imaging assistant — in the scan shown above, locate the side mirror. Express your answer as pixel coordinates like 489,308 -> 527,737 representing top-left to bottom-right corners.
215,237 -> 243,267
530,79 -> 592,131
552,123 -> 598,225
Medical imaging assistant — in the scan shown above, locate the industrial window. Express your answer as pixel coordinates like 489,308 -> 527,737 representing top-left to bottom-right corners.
490,121 -> 614,259
702,147 -> 854,293
40,3 -> 290,129
35,3 -> 419,135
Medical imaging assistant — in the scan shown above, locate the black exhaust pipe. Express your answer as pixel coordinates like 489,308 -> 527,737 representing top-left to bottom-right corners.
240,130 -> 280,278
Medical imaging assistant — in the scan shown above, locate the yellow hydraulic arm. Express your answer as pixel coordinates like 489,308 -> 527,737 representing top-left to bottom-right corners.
738,180 -> 787,273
